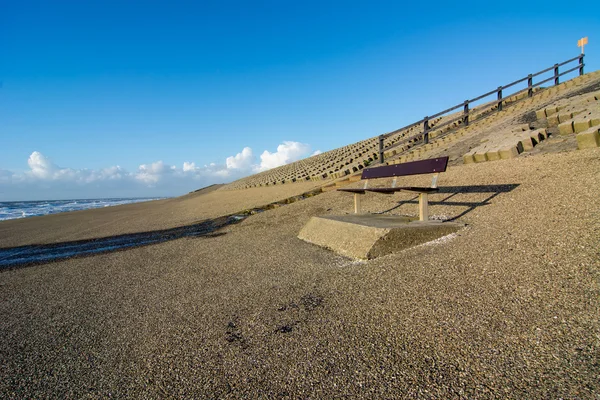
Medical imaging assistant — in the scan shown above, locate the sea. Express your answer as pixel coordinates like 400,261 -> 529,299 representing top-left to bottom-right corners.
0,198 -> 165,222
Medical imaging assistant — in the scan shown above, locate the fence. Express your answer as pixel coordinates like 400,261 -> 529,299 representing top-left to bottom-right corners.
378,54 -> 586,163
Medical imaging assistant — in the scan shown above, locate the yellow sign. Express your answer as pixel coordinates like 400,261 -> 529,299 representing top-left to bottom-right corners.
578,37 -> 588,53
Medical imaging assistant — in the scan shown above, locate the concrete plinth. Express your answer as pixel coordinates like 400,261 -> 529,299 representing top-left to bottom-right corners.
576,128 -> 600,149
298,214 -> 463,260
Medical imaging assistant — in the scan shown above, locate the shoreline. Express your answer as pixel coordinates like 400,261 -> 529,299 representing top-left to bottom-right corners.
0,197 -> 167,222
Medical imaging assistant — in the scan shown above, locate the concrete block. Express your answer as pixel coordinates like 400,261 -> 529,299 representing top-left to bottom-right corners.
298,215 -> 463,260
547,114 -> 559,126
558,113 -> 573,123
558,121 -> 574,135
499,146 -> 519,159
473,152 -> 488,162
576,128 -> 600,149
512,124 -> 530,133
519,137 -> 534,152
463,153 -> 475,164
532,128 -> 548,141
573,119 -> 591,133
485,150 -> 501,161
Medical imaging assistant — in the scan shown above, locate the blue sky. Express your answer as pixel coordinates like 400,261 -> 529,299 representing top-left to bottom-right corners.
1,0 -> 598,200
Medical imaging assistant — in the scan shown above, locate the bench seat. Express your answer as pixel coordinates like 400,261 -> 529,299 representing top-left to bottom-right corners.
365,187 -> 440,194
338,187 -> 439,194
338,156 -> 449,221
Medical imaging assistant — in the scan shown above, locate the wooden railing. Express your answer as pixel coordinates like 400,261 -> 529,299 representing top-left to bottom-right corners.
378,54 -> 586,163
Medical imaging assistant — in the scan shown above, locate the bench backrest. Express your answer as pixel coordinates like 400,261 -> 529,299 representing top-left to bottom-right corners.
361,156 -> 449,180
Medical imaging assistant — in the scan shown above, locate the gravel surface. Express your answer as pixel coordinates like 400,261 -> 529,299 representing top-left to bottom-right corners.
1,148 -> 599,398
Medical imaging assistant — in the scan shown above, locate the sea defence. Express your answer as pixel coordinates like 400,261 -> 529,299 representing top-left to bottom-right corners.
224,69 -> 600,190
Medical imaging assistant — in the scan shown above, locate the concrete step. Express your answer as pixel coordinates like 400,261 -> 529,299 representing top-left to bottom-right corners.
298,214 -> 463,259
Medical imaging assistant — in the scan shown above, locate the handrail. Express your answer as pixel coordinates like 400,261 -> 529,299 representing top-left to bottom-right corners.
531,65 -> 557,78
557,55 -> 582,67
378,54 -> 586,163
429,103 -> 464,120
501,76 -> 529,91
469,88 -> 500,103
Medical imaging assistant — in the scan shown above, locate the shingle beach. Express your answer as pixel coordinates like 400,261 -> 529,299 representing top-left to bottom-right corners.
1,147 -> 599,398
1,71 -> 600,398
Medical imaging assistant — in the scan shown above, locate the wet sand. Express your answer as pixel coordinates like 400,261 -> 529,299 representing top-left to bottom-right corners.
1,149 -> 599,398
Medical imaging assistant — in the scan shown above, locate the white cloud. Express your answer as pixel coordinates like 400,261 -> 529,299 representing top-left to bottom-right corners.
182,161 -> 232,178
202,162 -> 230,178
257,141 -> 312,172
25,151 -> 123,183
226,147 -> 255,170
0,141 -> 319,200
97,166 -> 125,181
135,161 -> 176,184
182,161 -> 197,172
27,151 -> 58,179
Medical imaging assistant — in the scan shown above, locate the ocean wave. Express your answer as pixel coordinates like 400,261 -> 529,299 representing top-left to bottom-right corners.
0,198 -> 165,221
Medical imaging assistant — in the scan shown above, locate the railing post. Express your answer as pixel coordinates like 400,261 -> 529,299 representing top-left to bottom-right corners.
463,100 -> 469,126
378,135 -> 384,164
423,117 -> 430,144
497,87 -> 503,112
528,74 -> 533,97
554,63 -> 559,85
579,54 -> 584,75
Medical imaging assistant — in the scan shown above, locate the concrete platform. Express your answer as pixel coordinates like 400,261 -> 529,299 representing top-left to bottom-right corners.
298,214 -> 464,260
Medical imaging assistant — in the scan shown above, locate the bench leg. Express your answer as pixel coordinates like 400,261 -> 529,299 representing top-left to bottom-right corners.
354,193 -> 361,214
419,193 -> 429,221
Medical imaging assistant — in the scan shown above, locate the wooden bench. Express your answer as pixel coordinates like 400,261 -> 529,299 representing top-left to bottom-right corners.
338,156 -> 449,221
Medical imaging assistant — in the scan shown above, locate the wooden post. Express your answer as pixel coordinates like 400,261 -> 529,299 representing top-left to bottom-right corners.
497,87 -> 503,112
554,63 -> 559,85
527,74 -> 533,97
463,100 -> 469,126
419,193 -> 428,221
579,54 -> 584,76
354,193 -> 361,214
378,135 -> 384,164
423,117 -> 430,144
